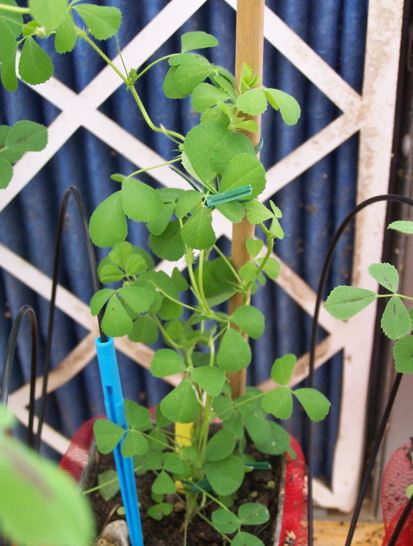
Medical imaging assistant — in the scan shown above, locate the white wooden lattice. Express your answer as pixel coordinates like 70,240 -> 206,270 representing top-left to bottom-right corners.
0,0 -> 404,511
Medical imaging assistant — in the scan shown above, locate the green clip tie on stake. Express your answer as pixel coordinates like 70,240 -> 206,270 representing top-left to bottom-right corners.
205,185 -> 253,208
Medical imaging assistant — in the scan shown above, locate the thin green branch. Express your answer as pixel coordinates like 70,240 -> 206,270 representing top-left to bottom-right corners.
0,2 -> 29,13
135,54 -> 177,80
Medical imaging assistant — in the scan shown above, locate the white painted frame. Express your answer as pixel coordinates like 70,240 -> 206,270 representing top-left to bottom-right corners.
0,0 -> 404,511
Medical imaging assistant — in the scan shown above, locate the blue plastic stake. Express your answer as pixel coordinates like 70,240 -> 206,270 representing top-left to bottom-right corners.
95,336 -> 144,546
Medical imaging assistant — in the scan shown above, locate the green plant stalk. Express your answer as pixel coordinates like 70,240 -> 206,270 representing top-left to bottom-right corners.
128,157 -> 182,178
135,54 -> 177,80
0,2 -> 29,13
196,510 -> 231,544
76,28 -> 184,143
377,293 -> 413,302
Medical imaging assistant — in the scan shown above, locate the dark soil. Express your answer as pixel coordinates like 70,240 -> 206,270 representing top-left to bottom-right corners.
88,447 -> 282,546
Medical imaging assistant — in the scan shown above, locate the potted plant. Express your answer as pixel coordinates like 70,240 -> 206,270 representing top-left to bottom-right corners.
0,1 -> 331,544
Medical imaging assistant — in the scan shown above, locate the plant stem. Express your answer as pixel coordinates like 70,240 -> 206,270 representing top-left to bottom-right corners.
377,293 -> 413,302
0,2 -> 29,13
213,244 -> 242,284
76,28 -> 184,143
150,315 -> 181,350
151,283 -> 197,312
196,510 -> 231,543
135,54 -> 177,80
128,157 -> 181,178
255,235 -> 274,278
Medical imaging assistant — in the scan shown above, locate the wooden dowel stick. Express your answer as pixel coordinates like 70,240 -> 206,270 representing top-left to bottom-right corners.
228,0 -> 265,399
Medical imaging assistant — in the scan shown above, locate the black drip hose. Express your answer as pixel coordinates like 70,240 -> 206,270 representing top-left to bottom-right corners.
0,305 -> 39,449
35,186 -> 105,451
307,194 -> 413,546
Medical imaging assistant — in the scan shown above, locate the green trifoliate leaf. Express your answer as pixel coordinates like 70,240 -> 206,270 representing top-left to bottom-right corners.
147,202 -> 174,236
294,388 -> 330,422
393,336 -> 413,373
388,220 -> 413,234
238,502 -> 270,526
191,82 -> 228,113
368,262 -> 399,292
211,508 -> 240,534
261,386 -> 293,419
184,120 -> 228,183
109,242 -> 151,275
89,288 -> 114,316
0,433 -> 94,546
217,328 -> 252,371
97,470 -> 119,502
220,153 -> 265,198
232,532 -> 265,546
236,87 -> 267,115
324,286 -> 377,320
246,238 -> 263,258
118,286 -> 154,314
152,471 -> 176,495
89,192 -> 127,247
6,120 -> 47,152
163,453 -> 185,475
175,190 -> 203,219
244,200 -> 272,224
101,295 -> 132,337
29,0 -> 68,32
231,305 -> 265,340
147,502 -> 173,521
269,200 -> 283,218
149,220 -> 185,261
239,261 -> 257,282
271,353 -> 297,385
381,296 -> 411,340
0,158 -> 12,189
217,201 -> 245,223
93,419 -> 124,454
191,366 -> 226,397
205,430 -> 236,462
124,400 -> 152,431
240,63 -> 259,92
151,349 -> 185,378
163,55 -> 212,99
244,414 -> 290,455
121,430 -> 149,457
160,379 -> 200,423
19,37 -> 54,84
55,12 -> 77,53
210,132 -> 255,175
122,178 -> 163,223
128,316 -> 158,344
181,31 -> 218,52
205,455 -> 245,496
181,207 -> 216,250
74,4 -> 122,40
264,88 -> 301,125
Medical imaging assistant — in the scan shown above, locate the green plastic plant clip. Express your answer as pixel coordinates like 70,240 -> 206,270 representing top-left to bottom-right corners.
206,185 -> 253,208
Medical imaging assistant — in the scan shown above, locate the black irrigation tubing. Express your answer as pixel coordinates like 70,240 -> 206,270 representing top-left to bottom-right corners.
35,185 -> 105,451
0,305 -> 39,449
306,194 -> 413,546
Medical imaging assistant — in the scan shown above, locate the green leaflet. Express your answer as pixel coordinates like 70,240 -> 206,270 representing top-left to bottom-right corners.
205,455 -> 245,496
210,131 -> 255,175
163,55 -> 212,99
231,305 -> 265,340
124,400 -> 152,431
264,88 -> 301,125
388,220 -> 413,234
191,82 -> 228,113
220,153 -> 265,198
97,469 -> 119,502
205,429 -> 236,462
160,379 -> 200,423
211,509 -> 240,534
271,353 -> 297,385
294,388 -> 331,422
175,190 -> 203,219
181,31 -> 218,52
74,4 -> 122,40
101,294 -> 132,337
324,286 -> 377,320
236,87 -> 267,115
181,207 -> 216,250
0,158 -> 12,188
238,502 -> 269,526
121,430 -> 149,457
261,386 -> 293,420
19,37 -> 54,85
29,0 -> 68,32
151,349 -> 186,378
122,178 -> 163,223
55,11 -> 77,53
393,336 -> 413,373
93,418 -> 124,454
380,296 -> 411,341
128,316 -> 158,345
89,192 -> 127,248
217,328 -> 252,371
5,120 -> 47,152
191,366 -> 226,397
149,220 -> 185,261
232,532 -> 265,546
368,262 -> 399,293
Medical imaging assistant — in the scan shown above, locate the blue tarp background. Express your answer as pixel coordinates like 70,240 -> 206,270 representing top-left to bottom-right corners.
0,0 -> 368,480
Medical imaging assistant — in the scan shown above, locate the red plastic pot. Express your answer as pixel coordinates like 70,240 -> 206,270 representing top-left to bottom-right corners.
61,419 -> 307,545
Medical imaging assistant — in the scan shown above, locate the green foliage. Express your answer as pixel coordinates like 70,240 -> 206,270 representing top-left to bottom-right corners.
191,366 -> 226,396
205,429 -> 236,462
212,508 -> 240,534
217,328 -> 252,371
0,405 -> 93,546
19,37 -> 54,84
160,379 -> 200,423
73,4 -> 122,40
388,220 -> 413,234
294,388 -> 331,422
122,178 -> 163,223
325,286 -> 377,320
393,336 -> 413,373
93,418 -> 124,454
98,469 -> 119,501
231,305 -> 265,339
238,502 -> 269,525
264,88 -> 301,125
220,153 -> 265,198
152,470 -> 176,495
368,262 -> 399,292
271,353 -> 296,385
236,88 -> 267,115
205,455 -> 245,496
29,0 -> 68,32
181,31 -> 218,53
380,296 -> 411,340
181,207 -> 216,249
261,386 -> 293,419
151,348 -> 186,377
232,531 -> 265,546
89,192 -> 127,247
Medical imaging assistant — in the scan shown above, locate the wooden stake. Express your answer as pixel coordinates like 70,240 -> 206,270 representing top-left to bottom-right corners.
228,0 -> 265,399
